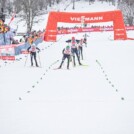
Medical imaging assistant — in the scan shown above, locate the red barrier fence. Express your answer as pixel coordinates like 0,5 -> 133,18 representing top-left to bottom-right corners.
0,43 -> 24,60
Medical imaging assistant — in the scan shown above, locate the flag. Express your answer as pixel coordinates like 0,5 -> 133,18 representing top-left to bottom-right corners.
8,13 -> 16,26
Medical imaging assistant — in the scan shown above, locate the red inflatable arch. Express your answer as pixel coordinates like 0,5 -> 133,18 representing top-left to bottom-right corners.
44,10 -> 127,42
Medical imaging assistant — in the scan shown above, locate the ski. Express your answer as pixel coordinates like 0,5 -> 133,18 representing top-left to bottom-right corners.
53,67 -> 70,70
53,67 -> 61,70
81,64 -> 89,66
75,64 -> 89,67
76,64 -> 89,67
28,66 -> 42,68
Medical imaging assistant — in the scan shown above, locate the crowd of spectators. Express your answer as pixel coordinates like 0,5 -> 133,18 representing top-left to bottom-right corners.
57,25 -> 113,31
0,18 -> 44,46
15,30 -> 44,55
0,19 -> 18,45
0,18 -> 44,56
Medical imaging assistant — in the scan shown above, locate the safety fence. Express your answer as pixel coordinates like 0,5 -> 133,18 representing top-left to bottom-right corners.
0,37 -> 43,60
1,25 -> 134,60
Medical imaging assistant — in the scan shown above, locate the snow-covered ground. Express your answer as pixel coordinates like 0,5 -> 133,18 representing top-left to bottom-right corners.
1,1 -> 134,134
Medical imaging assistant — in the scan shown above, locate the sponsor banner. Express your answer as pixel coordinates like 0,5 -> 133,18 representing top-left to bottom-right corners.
57,26 -> 134,35
0,56 -> 15,60
0,43 -> 24,60
70,15 -> 104,23
0,46 -> 15,60
126,26 -> 134,30
0,45 -> 14,49
0,43 -> 24,49
70,16 -> 103,22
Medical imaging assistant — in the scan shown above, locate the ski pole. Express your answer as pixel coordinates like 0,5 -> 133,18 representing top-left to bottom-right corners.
70,55 -> 74,67
24,53 -> 29,67
37,52 -> 41,67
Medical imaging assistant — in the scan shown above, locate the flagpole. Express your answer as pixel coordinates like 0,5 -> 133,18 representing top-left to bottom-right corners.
8,12 -> 16,26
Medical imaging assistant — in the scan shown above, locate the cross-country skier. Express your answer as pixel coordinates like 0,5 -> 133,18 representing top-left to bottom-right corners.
71,36 -> 82,66
78,38 -> 84,60
58,45 -> 71,69
27,41 -> 40,67
83,33 -> 89,47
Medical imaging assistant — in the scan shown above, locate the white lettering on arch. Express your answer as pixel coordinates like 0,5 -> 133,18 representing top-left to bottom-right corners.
70,16 -> 103,22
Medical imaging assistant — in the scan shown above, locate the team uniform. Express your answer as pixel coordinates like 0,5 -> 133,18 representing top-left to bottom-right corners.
27,43 -> 40,67
78,38 -> 84,60
83,33 -> 89,47
59,45 -> 71,69
71,37 -> 82,66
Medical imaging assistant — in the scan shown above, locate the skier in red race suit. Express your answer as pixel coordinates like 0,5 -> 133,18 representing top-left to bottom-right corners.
27,41 -> 40,67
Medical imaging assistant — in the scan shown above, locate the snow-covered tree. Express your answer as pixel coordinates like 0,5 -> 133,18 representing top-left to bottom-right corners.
0,0 -> 6,10
118,0 -> 134,26
13,0 -> 47,32
6,0 -> 13,15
